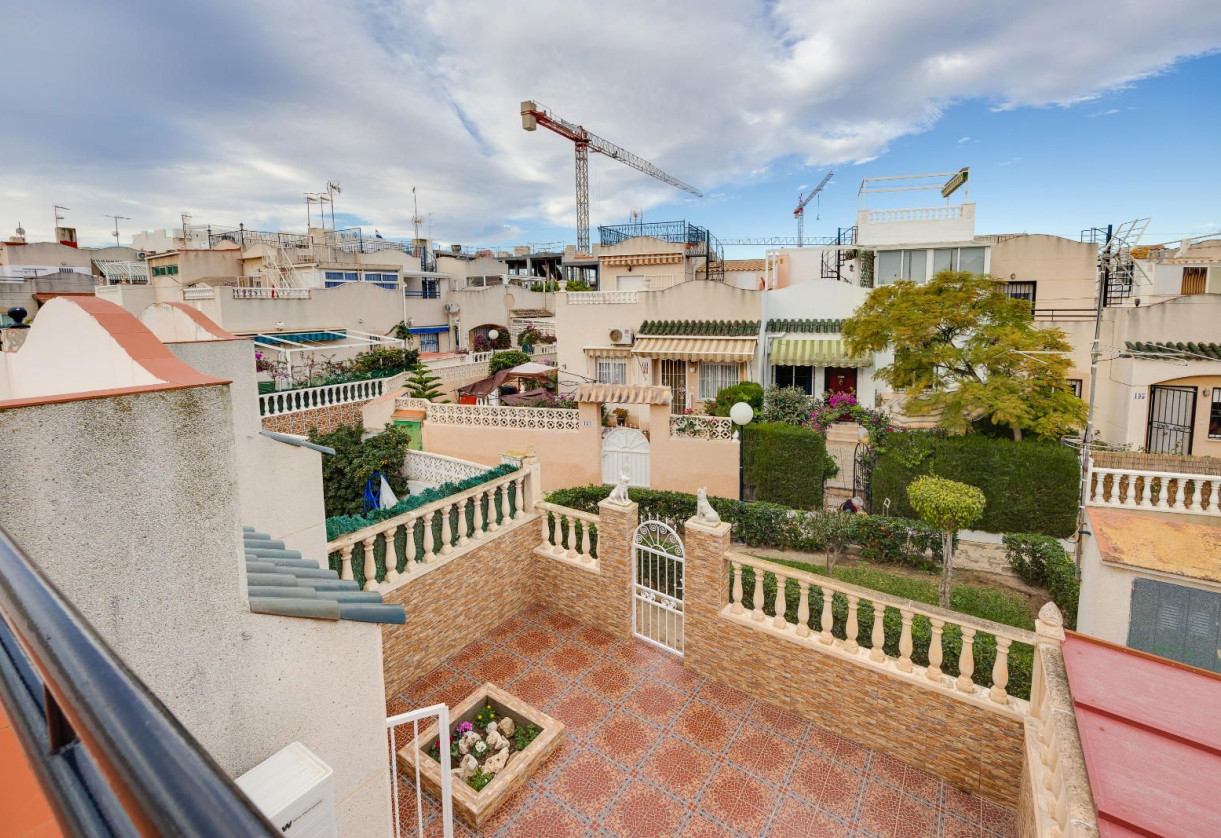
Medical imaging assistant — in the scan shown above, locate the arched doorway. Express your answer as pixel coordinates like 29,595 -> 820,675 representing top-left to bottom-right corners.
602,427 -> 650,487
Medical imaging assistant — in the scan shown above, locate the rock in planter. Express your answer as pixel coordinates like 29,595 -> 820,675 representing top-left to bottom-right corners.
486,727 -> 510,752
483,747 -> 509,775
458,730 -> 481,755
454,754 -> 478,781
498,717 -> 516,737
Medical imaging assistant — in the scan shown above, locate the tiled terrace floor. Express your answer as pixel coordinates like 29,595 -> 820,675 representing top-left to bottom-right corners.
388,604 -> 1017,838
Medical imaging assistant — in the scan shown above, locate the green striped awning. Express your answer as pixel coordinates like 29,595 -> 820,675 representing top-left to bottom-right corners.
770,338 -> 870,368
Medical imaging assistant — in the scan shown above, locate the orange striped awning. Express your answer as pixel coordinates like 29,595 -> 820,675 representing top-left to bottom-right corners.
631,336 -> 756,363
601,253 -> 684,267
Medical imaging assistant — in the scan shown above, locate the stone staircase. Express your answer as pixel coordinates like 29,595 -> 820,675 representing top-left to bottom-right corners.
243,527 -> 404,624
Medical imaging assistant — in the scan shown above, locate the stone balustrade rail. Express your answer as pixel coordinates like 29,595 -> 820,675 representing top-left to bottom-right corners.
670,414 -> 735,441
534,501 -> 599,571
232,287 -> 312,300
565,291 -> 639,305
260,377 -> 388,417
327,467 -> 531,592
723,552 -> 1035,715
1086,463 -> 1221,516
183,286 -> 216,300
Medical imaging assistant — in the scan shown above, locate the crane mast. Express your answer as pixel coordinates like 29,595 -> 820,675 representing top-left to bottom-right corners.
794,171 -> 833,247
521,100 -> 702,254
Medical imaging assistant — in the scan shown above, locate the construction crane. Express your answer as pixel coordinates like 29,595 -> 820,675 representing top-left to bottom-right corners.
794,171 -> 833,247
520,100 -> 702,255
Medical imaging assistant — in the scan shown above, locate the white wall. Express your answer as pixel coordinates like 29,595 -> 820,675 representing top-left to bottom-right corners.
856,203 -> 976,246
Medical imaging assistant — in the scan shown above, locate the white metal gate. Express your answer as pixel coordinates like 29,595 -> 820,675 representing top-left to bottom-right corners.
388,704 -> 454,838
632,520 -> 684,654
602,427 -> 650,487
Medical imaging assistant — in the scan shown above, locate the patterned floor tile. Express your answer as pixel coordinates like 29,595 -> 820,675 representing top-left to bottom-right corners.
682,813 -> 739,837
747,701 -> 810,739
450,638 -> 496,671
623,681 -> 687,726
572,624 -> 620,652
607,639 -> 670,671
943,814 -> 983,838
506,626 -> 565,659
769,795 -> 851,838
858,780 -> 903,835
818,763 -> 866,819
468,649 -> 529,686
894,794 -> 939,838
507,669 -> 568,708
944,785 -> 983,824
639,735 -> 718,798
580,659 -> 643,701
520,602 -> 553,621
499,798 -> 585,838
430,674 -> 479,709
695,679 -> 754,715
807,726 -> 870,770
725,725 -> 800,784
490,614 -> 531,638
601,779 -> 684,838
548,751 -> 628,818
403,665 -> 451,704
546,688 -> 615,740
675,703 -> 741,754
650,656 -> 706,693
540,643 -> 601,679
590,714 -> 661,768
538,611 -> 583,635
788,749 -> 836,802
901,765 -> 942,804
981,799 -> 1018,835
699,765 -> 774,837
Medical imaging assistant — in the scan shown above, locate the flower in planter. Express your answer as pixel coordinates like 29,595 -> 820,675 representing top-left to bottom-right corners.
474,740 -> 487,755
457,721 -> 473,735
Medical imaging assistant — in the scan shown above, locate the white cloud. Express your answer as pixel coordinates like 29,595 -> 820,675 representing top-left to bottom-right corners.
958,137 -> 972,143
2,0 -> 1220,245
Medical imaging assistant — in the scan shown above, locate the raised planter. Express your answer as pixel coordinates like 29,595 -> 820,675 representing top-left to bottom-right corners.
396,683 -> 565,830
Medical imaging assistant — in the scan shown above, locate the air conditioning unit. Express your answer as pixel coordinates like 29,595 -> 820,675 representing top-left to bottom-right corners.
444,303 -> 460,313
236,742 -> 335,838
608,327 -> 634,345
136,251 -> 148,260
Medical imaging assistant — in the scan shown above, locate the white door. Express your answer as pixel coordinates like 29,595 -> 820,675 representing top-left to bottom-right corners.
616,274 -> 649,292
602,427 -> 650,487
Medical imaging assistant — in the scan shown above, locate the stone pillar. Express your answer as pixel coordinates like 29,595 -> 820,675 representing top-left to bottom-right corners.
682,515 -> 732,679
596,498 -> 639,639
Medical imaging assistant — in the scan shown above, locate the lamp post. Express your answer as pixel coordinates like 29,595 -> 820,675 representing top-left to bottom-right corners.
730,401 -> 754,501
488,328 -> 500,352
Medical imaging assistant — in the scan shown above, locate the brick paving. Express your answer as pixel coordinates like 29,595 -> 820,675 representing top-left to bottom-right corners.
388,604 -> 1018,838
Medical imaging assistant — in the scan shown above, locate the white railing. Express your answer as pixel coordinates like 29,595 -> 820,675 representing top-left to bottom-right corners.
866,206 -> 964,224
670,414 -> 735,441
231,287 -> 312,300
388,703 -> 454,838
723,552 -> 1034,714
1026,605 -> 1098,838
531,343 -> 557,356
183,286 -> 216,300
423,403 -> 580,431
404,449 -> 488,487
327,467 -> 530,592
566,291 -> 639,305
1086,464 -> 1221,516
535,502 -> 599,570
260,377 -> 387,417
468,351 -> 493,365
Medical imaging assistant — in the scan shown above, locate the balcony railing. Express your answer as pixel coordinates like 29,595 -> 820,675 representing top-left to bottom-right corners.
566,291 -> 639,305
1086,462 -> 1221,516
865,206 -> 964,225
534,502 -> 600,570
183,286 -> 216,300
0,527 -> 278,836
232,287 -> 312,300
260,377 -> 388,417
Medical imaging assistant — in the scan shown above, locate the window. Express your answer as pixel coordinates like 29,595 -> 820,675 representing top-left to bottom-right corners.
167,264 -> 179,276
1067,378 -> 1083,398
774,365 -> 814,395
422,278 -> 440,299
596,358 -> 627,385
698,363 -> 739,400
418,333 -> 439,353
362,272 -> 398,290
932,247 -> 986,275
1005,281 -> 1037,311
152,266 -> 166,277
877,249 -> 927,284
324,271 -> 358,288
1182,266 -> 1208,296
1210,390 -> 1221,440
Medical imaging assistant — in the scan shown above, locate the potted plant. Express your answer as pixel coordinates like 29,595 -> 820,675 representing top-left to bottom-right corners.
613,408 -> 629,427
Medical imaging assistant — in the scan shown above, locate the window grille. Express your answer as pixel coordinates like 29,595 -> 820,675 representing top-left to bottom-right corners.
597,358 -> 627,385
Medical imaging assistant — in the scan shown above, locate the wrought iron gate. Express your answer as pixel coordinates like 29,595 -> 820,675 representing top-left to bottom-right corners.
1146,385 -> 1197,454
632,521 -> 684,654
660,359 -> 687,413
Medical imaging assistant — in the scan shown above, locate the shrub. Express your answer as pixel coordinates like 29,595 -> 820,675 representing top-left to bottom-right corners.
488,350 -> 531,375
543,485 -> 944,568
872,434 -> 1079,537
708,381 -> 764,417
908,475 -> 986,608
760,386 -> 818,425
1003,533 -> 1079,629
742,422 -> 834,509
310,423 -> 415,518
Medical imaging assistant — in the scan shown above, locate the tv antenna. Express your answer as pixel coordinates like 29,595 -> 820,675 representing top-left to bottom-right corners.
53,205 -> 71,229
104,214 -> 131,246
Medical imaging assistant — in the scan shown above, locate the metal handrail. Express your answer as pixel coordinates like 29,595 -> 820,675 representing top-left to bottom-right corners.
0,527 -> 278,836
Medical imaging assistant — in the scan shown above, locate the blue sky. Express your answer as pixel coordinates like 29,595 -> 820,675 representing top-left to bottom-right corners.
2,1 -> 1220,252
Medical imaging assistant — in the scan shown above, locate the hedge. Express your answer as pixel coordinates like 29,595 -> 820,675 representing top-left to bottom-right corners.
741,422 -> 835,509
544,485 -> 946,569
1003,533 -> 1079,629
871,434 -> 1079,537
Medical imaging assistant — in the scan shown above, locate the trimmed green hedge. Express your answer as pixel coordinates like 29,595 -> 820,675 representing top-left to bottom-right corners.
872,435 -> 1079,537
742,422 -> 834,509
544,485 -> 946,569
1003,533 -> 1079,629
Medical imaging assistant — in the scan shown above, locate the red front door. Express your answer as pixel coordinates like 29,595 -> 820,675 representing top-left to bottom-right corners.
824,367 -> 857,397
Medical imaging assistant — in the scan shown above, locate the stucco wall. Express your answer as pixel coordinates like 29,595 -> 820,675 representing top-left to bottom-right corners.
646,403 -> 740,498
0,387 -> 391,837
188,281 -> 406,336
989,235 -> 1096,313
1075,532 -> 1133,646
167,338 -> 329,559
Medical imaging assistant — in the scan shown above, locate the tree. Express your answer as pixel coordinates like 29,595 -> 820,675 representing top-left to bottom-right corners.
488,350 -> 531,376
404,364 -> 445,401
842,271 -> 1086,441
812,512 -> 856,575
308,423 -> 414,517
906,475 -> 985,608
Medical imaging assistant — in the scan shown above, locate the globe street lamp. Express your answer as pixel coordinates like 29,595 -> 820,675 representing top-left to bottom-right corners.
730,401 -> 754,500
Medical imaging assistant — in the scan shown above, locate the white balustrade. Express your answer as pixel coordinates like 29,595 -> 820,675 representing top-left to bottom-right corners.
326,467 -> 530,592
565,290 -> 639,305
1087,463 -> 1221,516
403,449 -> 488,487
231,287 -> 312,300
721,552 -> 1036,712
420,402 -> 580,431
534,502 -> 599,568
669,414 -> 735,441
867,206 -> 963,224
183,286 -> 216,300
260,377 -> 387,417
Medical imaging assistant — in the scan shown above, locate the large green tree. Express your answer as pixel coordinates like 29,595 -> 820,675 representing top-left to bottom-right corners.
404,364 -> 445,401
842,271 -> 1086,441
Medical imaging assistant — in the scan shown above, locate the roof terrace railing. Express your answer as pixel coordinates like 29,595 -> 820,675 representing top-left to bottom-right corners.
0,526 -> 278,837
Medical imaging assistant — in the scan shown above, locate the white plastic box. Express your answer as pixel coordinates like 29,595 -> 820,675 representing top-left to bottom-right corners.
236,741 -> 337,838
